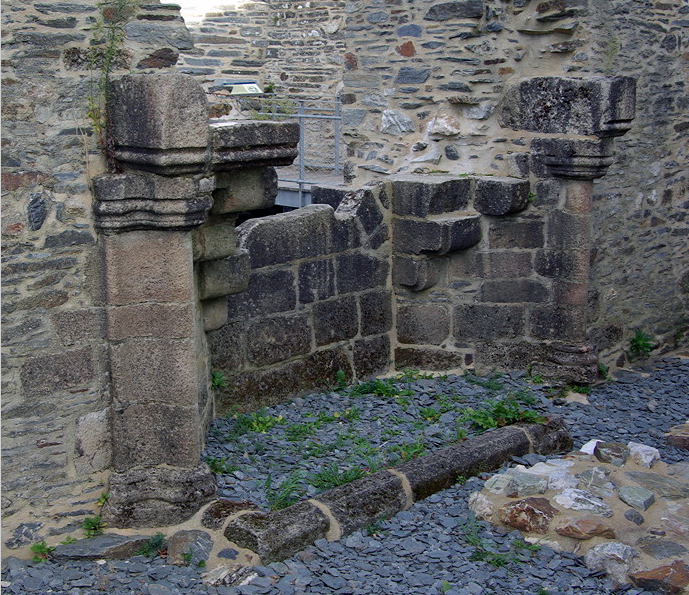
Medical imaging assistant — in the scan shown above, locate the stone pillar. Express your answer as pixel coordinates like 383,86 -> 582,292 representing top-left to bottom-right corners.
94,75 -> 218,527
530,138 -> 621,381
92,74 -> 298,527
500,76 -> 636,382
94,171 -> 217,527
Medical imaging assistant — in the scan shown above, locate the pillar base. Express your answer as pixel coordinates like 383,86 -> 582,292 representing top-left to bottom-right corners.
530,342 -> 599,384
104,464 -> 216,528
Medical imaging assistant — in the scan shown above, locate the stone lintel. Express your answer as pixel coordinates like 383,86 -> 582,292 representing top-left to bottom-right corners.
210,120 -> 299,171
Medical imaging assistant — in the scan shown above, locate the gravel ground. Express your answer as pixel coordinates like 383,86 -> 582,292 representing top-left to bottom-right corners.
3,356 -> 688,595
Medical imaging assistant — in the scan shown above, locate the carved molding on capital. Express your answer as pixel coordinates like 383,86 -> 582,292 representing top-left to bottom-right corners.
531,137 -> 615,180
93,172 -> 215,232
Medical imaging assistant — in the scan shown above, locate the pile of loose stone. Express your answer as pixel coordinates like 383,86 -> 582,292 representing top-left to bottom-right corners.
469,438 -> 689,593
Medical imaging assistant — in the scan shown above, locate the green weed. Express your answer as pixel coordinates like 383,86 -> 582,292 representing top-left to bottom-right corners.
510,388 -> 536,405
81,515 -> 106,538
565,384 -> 591,395
308,462 -> 366,491
455,424 -> 467,442
460,518 -> 521,568
513,538 -> 542,553
364,518 -> 387,537
335,369 -> 347,390
464,372 -> 504,393
440,580 -> 453,593
343,406 -> 360,421
456,474 -> 467,485
30,541 -> 56,562
395,369 -> 435,383
383,427 -> 403,438
598,362 -> 613,381
86,0 -> 141,167
459,397 -> 543,433
265,472 -> 304,511
469,549 -> 511,567
285,422 -> 318,441
435,394 -> 456,413
181,548 -> 193,565
460,518 -> 483,548
419,407 -> 441,422
396,396 -> 412,411
60,536 -> 78,545
226,409 -> 285,438
629,329 -> 654,359
526,366 -> 545,384
211,371 -> 228,389
96,492 -> 110,507
388,439 -> 426,463
205,456 -> 238,474
136,532 -> 167,558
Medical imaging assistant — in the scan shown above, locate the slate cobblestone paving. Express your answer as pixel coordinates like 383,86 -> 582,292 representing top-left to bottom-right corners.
2,356 -> 687,594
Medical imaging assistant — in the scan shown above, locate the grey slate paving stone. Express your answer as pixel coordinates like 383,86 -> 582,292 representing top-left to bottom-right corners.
4,360 -> 689,595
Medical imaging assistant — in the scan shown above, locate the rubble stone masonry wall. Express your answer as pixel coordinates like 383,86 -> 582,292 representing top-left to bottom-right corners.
1,0 -> 194,552
178,0 -> 688,363
1,0 -> 686,552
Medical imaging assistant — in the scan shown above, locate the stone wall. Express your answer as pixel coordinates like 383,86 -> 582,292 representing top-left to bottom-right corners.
337,0 -> 689,365
177,0 -> 346,97
585,1 -> 688,365
176,0 -> 688,364
1,0 -> 685,553
1,0 -> 195,553
209,185 -> 392,414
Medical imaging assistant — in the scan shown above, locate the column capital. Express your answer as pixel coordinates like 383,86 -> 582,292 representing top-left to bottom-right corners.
531,137 -> 615,180
93,171 -> 214,232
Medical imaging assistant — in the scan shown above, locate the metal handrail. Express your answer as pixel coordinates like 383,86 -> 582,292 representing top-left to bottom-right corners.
208,93 -> 343,207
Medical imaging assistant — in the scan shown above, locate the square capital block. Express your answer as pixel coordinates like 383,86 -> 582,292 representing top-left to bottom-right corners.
110,74 -> 210,174
500,76 -> 636,138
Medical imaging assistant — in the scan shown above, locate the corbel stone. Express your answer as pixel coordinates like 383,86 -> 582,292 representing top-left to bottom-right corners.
530,137 -> 615,180
210,121 -> 299,171
393,255 -> 443,292
109,73 -> 299,176
392,216 -> 482,256
473,176 -> 530,215
109,74 -> 210,175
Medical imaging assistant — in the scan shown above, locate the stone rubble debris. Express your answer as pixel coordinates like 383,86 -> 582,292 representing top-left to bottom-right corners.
470,437 -> 689,593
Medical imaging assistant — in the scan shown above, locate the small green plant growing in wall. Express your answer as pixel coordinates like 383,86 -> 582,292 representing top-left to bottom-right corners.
211,371 -> 228,390
30,541 -> 56,562
628,329 -> 654,359
87,0 -> 141,168
82,515 -> 106,538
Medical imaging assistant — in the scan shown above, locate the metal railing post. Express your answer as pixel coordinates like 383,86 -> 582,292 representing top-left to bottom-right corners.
334,98 -> 341,173
298,100 -> 306,207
